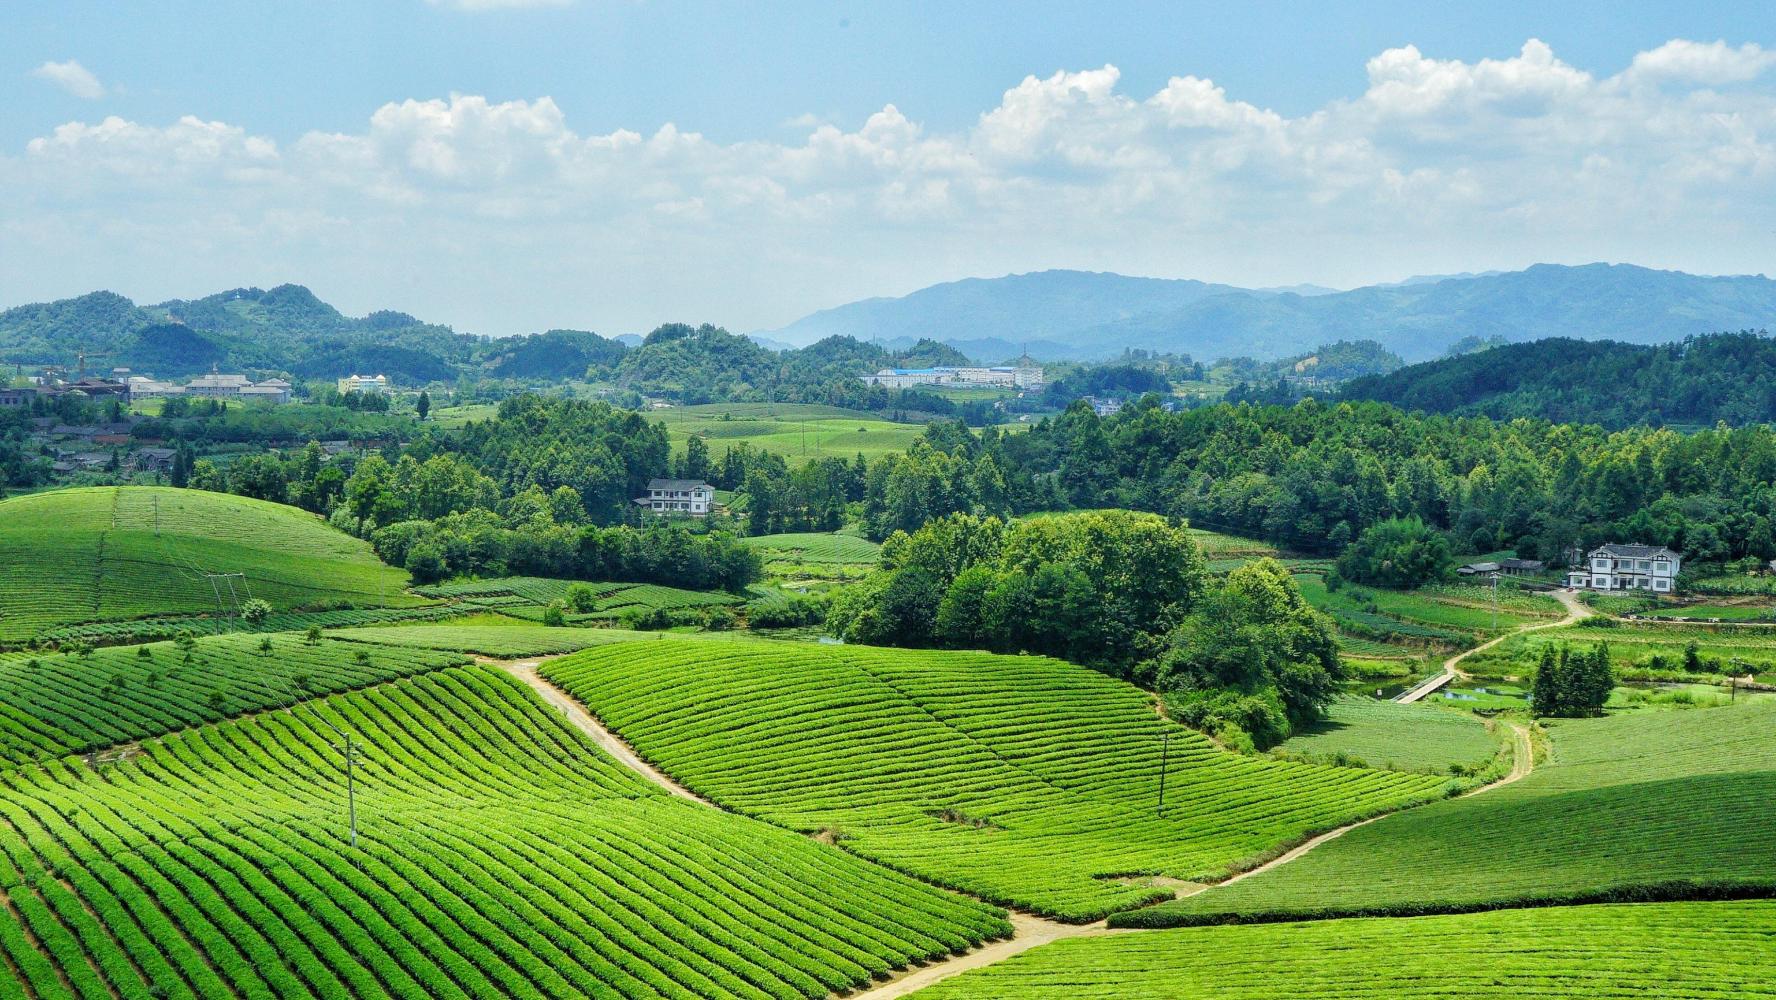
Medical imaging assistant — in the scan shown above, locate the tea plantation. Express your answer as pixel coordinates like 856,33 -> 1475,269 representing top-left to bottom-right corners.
917,901 -> 1776,998
0,667 -> 1009,999
0,487 -> 417,643
542,638 -> 1464,921
0,633 -> 466,765
1124,698 -> 1776,926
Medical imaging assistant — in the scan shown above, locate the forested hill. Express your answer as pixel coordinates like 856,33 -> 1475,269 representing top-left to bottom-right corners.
1338,331 -> 1776,428
763,263 -> 1776,362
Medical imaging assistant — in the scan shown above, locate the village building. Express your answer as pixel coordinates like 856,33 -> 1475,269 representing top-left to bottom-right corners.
133,448 -> 178,474
127,377 -> 184,400
1567,544 -> 1682,593
633,478 -> 714,516
0,387 -> 36,408
337,373 -> 391,394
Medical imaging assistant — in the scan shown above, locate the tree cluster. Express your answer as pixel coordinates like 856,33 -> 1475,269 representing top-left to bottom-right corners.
1530,643 -> 1615,717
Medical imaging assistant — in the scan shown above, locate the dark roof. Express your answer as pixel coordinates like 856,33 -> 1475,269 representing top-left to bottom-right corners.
1458,562 -> 1501,573
647,479 -> 710,491
1593,543 -> 1680,559
1500,558 -> 1545,570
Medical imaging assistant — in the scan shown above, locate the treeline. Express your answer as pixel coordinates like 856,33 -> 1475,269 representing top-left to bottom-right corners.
826,511 -> 1343,750
371,514 -> 760,591
939,397 -> 1776,568
1339,332 -> 1776,429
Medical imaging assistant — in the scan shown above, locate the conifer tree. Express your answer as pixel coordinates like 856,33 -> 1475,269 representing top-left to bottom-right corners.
1531,644 -> 1563,716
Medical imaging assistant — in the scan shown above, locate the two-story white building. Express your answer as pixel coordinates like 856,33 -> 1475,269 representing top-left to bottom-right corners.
1567,544 -> 1681,593
633,478 -> 714,516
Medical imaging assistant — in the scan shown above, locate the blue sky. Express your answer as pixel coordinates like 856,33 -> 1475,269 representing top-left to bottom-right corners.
4,1 -> 1775,335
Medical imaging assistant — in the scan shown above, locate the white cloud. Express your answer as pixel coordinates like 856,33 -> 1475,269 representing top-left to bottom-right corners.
30,59 -> 106,99
5,37 -> 1776,336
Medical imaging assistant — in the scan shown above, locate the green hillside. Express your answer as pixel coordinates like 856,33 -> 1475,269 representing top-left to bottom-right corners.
542,638 -> 1464,921
1275,696 -> 1503,774
1124,699 -> 1776,926
0,487 -> 418,642
917,901 -> 1776,999
0,667 -> 1007,999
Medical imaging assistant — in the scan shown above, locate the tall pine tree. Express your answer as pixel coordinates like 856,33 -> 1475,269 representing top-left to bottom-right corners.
1531,645 -> 1562,716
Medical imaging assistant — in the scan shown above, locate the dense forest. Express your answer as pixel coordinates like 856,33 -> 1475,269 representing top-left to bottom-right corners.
1339,332 -> 1776,428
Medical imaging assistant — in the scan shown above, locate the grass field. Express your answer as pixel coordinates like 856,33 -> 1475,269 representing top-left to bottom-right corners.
0,666 -> 1008,999
332,624 -> 647,658
0,633 -> 466,766
1275,696 -> 1503,774
542,638 -> 1464,921
0,487 -> 417,643
1123,699 -> 1776,926
414,576 -> 744,622
653,403 -> 931,465
918,901 -> 1776,999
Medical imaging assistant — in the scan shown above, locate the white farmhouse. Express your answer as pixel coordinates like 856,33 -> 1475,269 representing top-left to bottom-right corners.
1567,544 -> 1681,593
634,479 -> 714,516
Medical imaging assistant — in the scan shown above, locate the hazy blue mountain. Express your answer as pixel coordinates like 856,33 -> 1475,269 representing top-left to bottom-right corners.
761,270 -> 1251,350
762,264 -> 1776,362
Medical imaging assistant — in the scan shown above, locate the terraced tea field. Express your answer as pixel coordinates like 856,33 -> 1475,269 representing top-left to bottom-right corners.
1275,696 -> 1503,774
916,901 -> 1776,998
0,633 -> 466,765
740,532 -> 881,564
1124,699 -> 1776,926
42,604 -> 460,645
542,638 -> 1464,920
0,667 -> 1008,999
1295,574 -> 1557,643
0,487 -> 417,643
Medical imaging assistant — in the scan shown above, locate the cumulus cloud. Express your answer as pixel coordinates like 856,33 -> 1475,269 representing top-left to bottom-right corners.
30,59 -> 105,99
4,37 -> 1775,335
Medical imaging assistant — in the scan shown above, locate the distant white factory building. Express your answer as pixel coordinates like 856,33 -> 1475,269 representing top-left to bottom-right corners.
337,373 -> 391,395
185,370 -> 253,398
861,365 -> 1044,389
238,378 -> 293,404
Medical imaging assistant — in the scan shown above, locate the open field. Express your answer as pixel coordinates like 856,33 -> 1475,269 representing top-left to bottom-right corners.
916,901 -> 1776,999
414,576 -> 744,621
0,633 -> 466,766
1275,696 -> 1503,774
1122,699 -> 1776,926
653,403 -> 931,464
542,638 -> 1464,921
0,487 -> 417,643
0,666 -> 1008,999
331,624 -> 647,658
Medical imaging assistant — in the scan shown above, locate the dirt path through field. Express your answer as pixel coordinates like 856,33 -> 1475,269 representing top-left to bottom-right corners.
498,659 -> 712,806
1397,588 -> 1594,703
846,914 -> 1115,1000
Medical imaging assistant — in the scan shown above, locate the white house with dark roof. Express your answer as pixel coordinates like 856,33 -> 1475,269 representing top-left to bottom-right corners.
634,478 -> 714,516
1567,544 -> 1681,593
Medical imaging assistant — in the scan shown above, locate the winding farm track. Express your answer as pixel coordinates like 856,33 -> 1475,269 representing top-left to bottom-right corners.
1397,588 -> 1594,703
500,652 -> 1543,999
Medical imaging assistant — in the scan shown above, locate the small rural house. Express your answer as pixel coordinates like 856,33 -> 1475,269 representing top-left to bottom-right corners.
1567,544 -> 1681,593
634,479 -> 714,516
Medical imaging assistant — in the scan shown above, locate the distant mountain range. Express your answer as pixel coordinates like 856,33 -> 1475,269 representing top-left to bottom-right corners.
760,264 -> 1776,363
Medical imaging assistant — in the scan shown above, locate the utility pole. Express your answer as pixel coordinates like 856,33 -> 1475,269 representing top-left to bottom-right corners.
300,694 -> 363,854
1156,731 -> 1171,817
